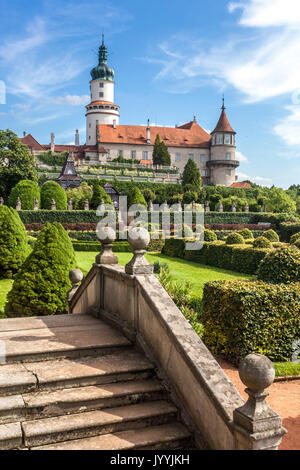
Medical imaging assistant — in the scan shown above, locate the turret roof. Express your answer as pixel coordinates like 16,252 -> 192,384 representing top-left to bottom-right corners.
212,101 -> 236,134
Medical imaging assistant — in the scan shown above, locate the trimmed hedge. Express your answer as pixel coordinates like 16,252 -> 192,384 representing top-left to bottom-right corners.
226,232 -> 245,245
163,239 -> 271,274
202,280 -> 300,364
72,241 -> 132,252
278,222 -> 300,242
290,232 -> 300,244
253,236 -> 272,249
204,230 -> 217,242
41,181 -> 67,210
238,228 -> 254,240
8,180 -> 40,210
262,229 -> 280,242
214,230 -> 264,240
257,246 -> 300,284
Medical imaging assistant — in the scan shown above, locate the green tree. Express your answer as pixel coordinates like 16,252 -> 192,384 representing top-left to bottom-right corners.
265,187 -> 296,214
127,186 -> 147,208
182,159 -> 201,191
5,223 -> 76,317
90,183 -> 113,210
66,182 -> 93,210
152,134 -> 171,166
8,180 -> 40,210
0,205 -> 30,279
0,129 -> 38,200
41,181 -> 67,210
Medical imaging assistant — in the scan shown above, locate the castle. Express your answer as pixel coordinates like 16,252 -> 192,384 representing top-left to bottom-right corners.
20,36 -> 240,187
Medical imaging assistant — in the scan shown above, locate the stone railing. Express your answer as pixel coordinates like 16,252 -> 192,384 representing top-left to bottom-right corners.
68,228 -> 286,450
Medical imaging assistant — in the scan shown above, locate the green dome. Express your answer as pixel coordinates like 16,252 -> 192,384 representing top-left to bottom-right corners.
90,36 -> 114,82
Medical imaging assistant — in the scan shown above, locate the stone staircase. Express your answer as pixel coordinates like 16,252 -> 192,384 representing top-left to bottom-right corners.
0,314 -> 192,450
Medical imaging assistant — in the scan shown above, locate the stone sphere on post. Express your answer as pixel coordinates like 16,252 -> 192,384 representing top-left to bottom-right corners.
239,354 -> 275,392
69,268 -> 84,286
96,226 -> 118,265
128,227 -> 150,251
125,227 -> 153,275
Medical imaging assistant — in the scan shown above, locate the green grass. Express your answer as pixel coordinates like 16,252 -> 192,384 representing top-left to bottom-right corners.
274,362 -> 300,377
0,279 -> 13,318
75,252 -> 252,297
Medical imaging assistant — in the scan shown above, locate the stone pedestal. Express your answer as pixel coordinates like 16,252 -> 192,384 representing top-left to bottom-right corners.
125,228 -> 154,275
67,269 -> 84,312
68,199 -> 73,211
34,198 -> 39,211
96,227 -> 118,265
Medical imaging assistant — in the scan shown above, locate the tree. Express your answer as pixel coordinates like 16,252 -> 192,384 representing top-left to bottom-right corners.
66,182 -> 93,210
5,223 -> 76,317
41,181 -> 67,210
0,129 -> 38,200
265,187 -> 296,214
8,180 -> 40,210
182,159 -> 201,191
152,134 -> 171,166
0,205 -> 30,279
127,186 -> 147,208
90,182 -> 113,210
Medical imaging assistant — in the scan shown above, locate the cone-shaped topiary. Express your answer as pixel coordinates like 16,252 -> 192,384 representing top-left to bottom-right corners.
253,236 -> 272,249
257,246 -> 300,284
8,180 -> 40,210
226,232 -> 245,245
290,232 -> 300,244
127,186 -> 147,208
5,223 -> 76,317
90,183 -> 113,210
41,181 -> 67,210
0,205 -> 30,279
238,228 -> 254,240
262,229 -> 279,242
204,230 -> 217,242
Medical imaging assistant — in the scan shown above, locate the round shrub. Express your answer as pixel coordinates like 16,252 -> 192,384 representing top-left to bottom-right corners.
238,228 -> 254,240
253,236 -> 272,249
257,246 -> 300,284
8,180 -> 40,210
293,239 -> 300,249
0,206 -> 30,279
5,222 -> 76,317
41,181 -> 67,210
262,229 -> 279,242
290,232 -> 300,244
183,225 -> 194,239
204,230 -> 217,242
226,232 -> 245,245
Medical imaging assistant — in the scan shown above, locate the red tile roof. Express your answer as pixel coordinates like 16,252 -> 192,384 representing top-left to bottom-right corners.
230,182 -> 252,188
212,109 -> 235,134
20,134 -> 44,151
98,121 -> 211,148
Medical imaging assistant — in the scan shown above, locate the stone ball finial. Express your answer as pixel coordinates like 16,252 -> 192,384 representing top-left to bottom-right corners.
128,227 -> 150,251
239,354 -> 275,392
96,226 -> 116,245
69,268 -> 83,285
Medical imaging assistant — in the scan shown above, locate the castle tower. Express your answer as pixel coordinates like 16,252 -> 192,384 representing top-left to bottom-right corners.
85,35 -> 120,145
207,98 -> 239,186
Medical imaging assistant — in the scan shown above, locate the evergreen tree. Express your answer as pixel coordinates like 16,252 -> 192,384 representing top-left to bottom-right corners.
152,134 -> 171,166
8,180 -> 40,210
0,129 -> 38,200
0,205 -> 30,279
127,186 -> 147,208
5,223 -> 76,317
90,183 -> 113,210
182,159 -> 201,191
41,181 -> 67,210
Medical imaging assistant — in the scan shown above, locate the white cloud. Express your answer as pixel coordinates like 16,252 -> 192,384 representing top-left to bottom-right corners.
236,151 -> 248,162
274,105 -> 300,146
55,95 -> 90,106
229,0 -> 300,28
237,171 -> 272,186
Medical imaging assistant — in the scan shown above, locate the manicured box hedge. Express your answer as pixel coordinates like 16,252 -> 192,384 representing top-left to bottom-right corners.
163,239 -> 271,274
72,241 -> 132,252
279,222 -> 300,242
202,280 -> 300,364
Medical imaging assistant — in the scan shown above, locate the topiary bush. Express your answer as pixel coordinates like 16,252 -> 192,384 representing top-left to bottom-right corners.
262,229 -> 280,242
204,229 -> 217,242
257,246 -> 300,284
253,236 -> 272,249
8,180 -> 40,210
5,223 -> 76,317
290,232 -> 300,244
203,279 -> 300,364
294,239 -> 300,249
226,232 -> 245,245
41,181 -> 67,210
0,206 -> 30,279
127,186 -> 147,208
90,183 -> 113,210
238,228 -> 254,240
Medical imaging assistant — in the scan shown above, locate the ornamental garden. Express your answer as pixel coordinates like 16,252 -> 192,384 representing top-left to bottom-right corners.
0,128 -> 300,378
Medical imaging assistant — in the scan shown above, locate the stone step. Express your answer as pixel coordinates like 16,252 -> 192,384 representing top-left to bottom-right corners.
0,422 -> 23,450
22,401 -> 178,448
0,318 -> 131,363
0,379 -> 166,424
32,422 -> 192,451
0,350 -> 154,396
0,314 -> 101,334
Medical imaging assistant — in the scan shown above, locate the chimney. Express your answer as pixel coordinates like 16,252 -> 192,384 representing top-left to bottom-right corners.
75,129 -> 80,146
50,133 -> 55,153
113,120 -> 116,129
23,131 -> 26,137
146,119 -> 151,144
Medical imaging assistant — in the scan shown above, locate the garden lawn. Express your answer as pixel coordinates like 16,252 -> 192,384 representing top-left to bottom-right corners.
0,279 -> 13,318
75,252 -> 252,297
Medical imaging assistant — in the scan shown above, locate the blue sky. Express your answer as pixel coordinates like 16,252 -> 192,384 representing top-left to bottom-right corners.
0,0 -> 300,189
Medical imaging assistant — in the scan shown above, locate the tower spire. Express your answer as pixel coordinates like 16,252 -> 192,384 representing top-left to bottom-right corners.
222,94 -> 225,110
98,34 -> 107,64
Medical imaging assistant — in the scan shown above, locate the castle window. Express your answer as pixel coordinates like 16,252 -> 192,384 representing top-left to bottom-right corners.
118,150 -> 123,157
143,151 -> 148,159
176,153 -> 181,161
200,155 -> 205,162
216,134 -> 223,145
99,82 -> 104,88
226,153 -> 231,160
226,170 -> 231,176
131,151 -> 136,159
224,134 -> 231,145
99,92 -> 104,98
189,154 -> 194,160
201,170 -> 206,177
